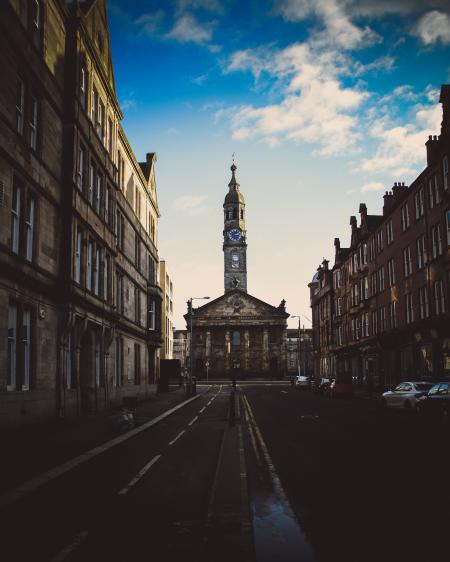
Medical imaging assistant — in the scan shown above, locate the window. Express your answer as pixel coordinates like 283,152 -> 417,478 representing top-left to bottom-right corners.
91,87 -> 98,127
7,303 -> 32,391
406,293 -> 414,324
378,266 -> 385,292
86,240 -> 93,291
431,223 -> 443,259
148,299 -> 156,330
75,228 -> 82,283
389,300 -> 397,329
116,210 -> 125,250
16,77 -> 25,135
11,184 -> 21,254
30,0 -> 42,49
25,195 -> 35,262
231,253 -> 239,269
418,286 -> 429,319
98,100 -> 105,141
135,233 -> 141,270
434,280 -> 445,314
376,230 -> 383,253
7,304 -> 17,391
29,95 -> 38,150
362,276 -> 369,300
232,331 -> 241,346
417,235 -> 427,268
371,272 -> 377,296
362,312 -> 369,337
447,210 -> 450,246
380,307 -> 386,331
80,63 -> 87,109
415,188 -> 425,219
94,247 -> 100,295
77,144 -> 86,191
103,254 -> 110,301
387,258 -> 395,286
148,255 -> 156,284
105,184 -> 111,226
95,172 -> 103,214
403,246 -> 413,277
444,156 -> 448,190
108,117 -> 113,154
386,220 -> 394,245
89,161 -> 95,204
401,203 -> 410,231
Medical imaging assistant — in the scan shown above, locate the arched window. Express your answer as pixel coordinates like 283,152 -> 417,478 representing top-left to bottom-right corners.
240,209 -> 244,219
232,208 -> 237,219
232,331 -> 241,346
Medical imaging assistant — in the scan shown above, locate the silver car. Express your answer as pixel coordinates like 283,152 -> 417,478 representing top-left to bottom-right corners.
382,381 -> 434,410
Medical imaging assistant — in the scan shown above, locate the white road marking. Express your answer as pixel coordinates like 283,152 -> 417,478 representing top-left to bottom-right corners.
188,416 -> 199,426
207,400 -> 213,406
168,430 -> 186,446
0,395 -> 201,509
280,390 -> 288,394
118,455 -> 161,495
50,531 -> 89,562
199,407 -> 206,413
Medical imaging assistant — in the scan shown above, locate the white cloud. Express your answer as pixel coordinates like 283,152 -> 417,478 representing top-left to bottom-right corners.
359,102 -> 442,177
226,43 -> 368,155
191,73 -> 208,85
166,13 -> 214,44
173,195 -> 208,216
414,11 -> 450,45
135,11 -> 164,34
165,127 -> 180,136
361,181 -> 384,192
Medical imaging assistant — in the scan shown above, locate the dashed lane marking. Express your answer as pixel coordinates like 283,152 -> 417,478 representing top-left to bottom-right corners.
199,407 -> 206,413
188,416 -> 199,426
118,455 -> 162,495
50,531 -> 89,562
280,390 -> 288,394
168,430 -> 186,446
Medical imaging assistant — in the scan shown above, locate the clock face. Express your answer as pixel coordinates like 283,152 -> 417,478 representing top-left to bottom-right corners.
228,228 -> 242,242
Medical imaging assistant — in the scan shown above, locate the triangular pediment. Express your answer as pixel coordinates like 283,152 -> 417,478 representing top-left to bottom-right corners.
187,290 -> 288,321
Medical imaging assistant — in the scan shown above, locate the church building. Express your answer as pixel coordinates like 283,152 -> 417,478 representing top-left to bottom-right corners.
185,162 -> 289,379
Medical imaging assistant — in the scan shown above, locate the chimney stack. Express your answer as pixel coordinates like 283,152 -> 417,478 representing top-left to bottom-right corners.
426,135 -> 440,166
383,191 -> 394,216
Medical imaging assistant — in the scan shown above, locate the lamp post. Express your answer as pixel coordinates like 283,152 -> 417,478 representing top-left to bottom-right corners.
188,296 -> 210,396
291,315 -> 301,376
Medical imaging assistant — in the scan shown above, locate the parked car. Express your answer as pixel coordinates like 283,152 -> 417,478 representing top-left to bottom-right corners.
381,381 -> 434,410
416,382 -> 450,423
295,375 -> 311,389
312,378 -> 331,394
328,381 -> 353,398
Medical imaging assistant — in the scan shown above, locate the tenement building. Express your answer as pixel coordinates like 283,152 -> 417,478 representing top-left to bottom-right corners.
185,162 -> 289,379
0,0 -> 163,426
286,328 -> 314,376
160,260 -> 174,359
310,84 -> 450,390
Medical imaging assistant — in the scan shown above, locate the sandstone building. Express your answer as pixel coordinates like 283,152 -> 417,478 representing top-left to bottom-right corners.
310,85 -> 450,389
185,162 -> 289,379
160,259 -> 174,360
0,0 -> 163,426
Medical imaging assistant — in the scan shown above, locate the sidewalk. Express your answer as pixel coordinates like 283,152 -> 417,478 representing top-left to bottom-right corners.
0,385 -> 209,496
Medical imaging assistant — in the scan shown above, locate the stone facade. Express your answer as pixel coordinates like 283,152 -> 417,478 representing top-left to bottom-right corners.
0,0 -> 163,426
160,260 -> 174,359
186,290 -> 289,379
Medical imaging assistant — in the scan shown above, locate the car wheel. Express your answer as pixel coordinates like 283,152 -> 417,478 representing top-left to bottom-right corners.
404,400 -> 411,410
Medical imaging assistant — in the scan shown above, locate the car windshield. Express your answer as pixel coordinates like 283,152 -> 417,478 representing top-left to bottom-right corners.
415,383 -> 433,391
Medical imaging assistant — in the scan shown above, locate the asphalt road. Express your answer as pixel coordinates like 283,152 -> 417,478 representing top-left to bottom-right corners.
242,385 -> 450,562
0,386 -> 230,562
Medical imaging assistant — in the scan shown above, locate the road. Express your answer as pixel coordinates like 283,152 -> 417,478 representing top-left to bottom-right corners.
241,384 -> 450,562
1,383 -> 449,562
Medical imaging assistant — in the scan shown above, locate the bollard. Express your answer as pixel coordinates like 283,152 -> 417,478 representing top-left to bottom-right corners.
229,389 -> 235,427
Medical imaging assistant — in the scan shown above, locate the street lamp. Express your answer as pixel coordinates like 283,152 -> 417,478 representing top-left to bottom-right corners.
291,316 -> 301,376
188,296 -> 210,396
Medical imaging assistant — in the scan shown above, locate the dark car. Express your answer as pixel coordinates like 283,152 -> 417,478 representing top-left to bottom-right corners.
312,378 -> 331,394
416,382 -> 450,423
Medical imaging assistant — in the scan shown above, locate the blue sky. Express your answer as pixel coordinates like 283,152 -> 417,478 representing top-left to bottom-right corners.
108,0 -> 450,329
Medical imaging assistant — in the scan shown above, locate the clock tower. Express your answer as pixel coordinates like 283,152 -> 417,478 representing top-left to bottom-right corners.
223,160 -> 247,293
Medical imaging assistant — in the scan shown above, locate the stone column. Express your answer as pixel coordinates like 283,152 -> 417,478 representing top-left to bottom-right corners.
225,330 -> 231,373
244,329 -> 250,371
263,328 -> 269,371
